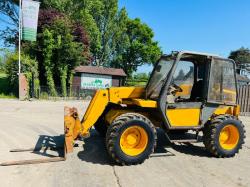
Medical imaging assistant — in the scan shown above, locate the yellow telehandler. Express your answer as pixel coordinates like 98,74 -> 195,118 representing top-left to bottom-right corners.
1,51 -> 245,166
64,51 -> 245,165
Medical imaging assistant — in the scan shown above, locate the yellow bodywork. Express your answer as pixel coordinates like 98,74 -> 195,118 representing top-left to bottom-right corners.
81,89 -> 109,136
68,86 -> 240,138
120,126 -> 148,156
123,99 -> 157,108
167,109 -> 200,126
166,105 -> 239,127
64,107 -> 82,153
214,105 -> 239,116
81,87 -> 146,136
219,124 -> 240,150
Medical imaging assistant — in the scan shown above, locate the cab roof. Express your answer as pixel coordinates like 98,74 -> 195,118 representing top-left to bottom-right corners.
163,50 -> 221,58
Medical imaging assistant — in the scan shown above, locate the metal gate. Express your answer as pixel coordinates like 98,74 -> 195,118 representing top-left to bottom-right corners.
238,85 -> 250,116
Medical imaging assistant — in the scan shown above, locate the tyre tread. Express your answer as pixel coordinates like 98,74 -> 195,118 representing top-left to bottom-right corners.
106,113 -> 157,165
203,115 -> 245,157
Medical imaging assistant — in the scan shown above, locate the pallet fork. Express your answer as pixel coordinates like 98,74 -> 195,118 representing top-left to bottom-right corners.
0,107 -> 79,166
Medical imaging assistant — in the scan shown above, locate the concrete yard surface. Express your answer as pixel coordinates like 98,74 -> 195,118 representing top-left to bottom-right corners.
0,99 -> 250,187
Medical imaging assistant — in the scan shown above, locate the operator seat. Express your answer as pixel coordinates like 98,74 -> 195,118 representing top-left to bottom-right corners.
190,80 -> 203,101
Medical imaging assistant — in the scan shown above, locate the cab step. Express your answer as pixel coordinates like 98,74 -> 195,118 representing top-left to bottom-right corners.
166,131 -> 202,144
170,139 -> 198,143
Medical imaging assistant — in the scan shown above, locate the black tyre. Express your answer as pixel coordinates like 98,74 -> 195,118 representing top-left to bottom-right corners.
94,117 -> 108,137
106,113 -> 157,165
203,115 -> 245,157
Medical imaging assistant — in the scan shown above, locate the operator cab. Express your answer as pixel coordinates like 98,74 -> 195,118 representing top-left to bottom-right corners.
146,51 -> 237,127
146,51 -> 237,105
168,53 -> 209,103
146,52 -> 209,103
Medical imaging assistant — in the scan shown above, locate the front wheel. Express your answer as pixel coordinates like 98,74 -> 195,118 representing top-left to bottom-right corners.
106,113 -> 157,165
203,115 -> 245,157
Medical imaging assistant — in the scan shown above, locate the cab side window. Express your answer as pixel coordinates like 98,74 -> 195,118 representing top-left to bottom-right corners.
208,59 -> 236,104
172,61 -> 194,99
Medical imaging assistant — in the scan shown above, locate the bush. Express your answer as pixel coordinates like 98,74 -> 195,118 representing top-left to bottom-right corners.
0,72 -> 11,95
40,92 -> 49,100
0,93 -> 16,99
4,52 -> 40,98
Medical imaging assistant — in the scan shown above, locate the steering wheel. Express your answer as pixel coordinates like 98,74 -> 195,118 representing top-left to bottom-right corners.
172,84 -> 183,93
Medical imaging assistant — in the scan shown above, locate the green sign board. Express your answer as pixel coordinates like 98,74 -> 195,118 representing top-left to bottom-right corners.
81,73 -> 112,89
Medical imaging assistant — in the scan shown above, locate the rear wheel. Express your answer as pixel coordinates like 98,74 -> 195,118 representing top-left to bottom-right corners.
203,115 -> 245,157
106,113 -> 157,165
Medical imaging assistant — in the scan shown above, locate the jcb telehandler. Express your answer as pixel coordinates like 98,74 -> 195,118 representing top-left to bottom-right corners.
64,51 -> 245,165
1,51 -> 245,166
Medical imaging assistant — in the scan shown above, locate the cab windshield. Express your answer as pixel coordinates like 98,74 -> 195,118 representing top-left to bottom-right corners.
146,56 -> 175,99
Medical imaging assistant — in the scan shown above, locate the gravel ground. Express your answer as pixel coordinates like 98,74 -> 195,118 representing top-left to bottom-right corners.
0,99 -> 249,187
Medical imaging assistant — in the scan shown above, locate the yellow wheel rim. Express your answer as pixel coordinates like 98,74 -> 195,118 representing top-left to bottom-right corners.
120,126 -> 148,156
219,125 -> 239,150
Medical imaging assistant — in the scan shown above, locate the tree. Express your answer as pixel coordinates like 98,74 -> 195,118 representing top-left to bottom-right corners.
41,0 -> 101,62
111,17 -> 161,75
22,9 -> 90,96
95,0 -> 118,66
0,56 -> 3,72
41,0 -> 161,72
134,73 -> 149,81
1,5 -> 91,95
229,47 -> 250,65
42,29 -> 57,96
2,0 -> 162,93
0,0 -> 19,46
41,0 -> 114,66
4,52 -> 40,97
50,18 -> 86,96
